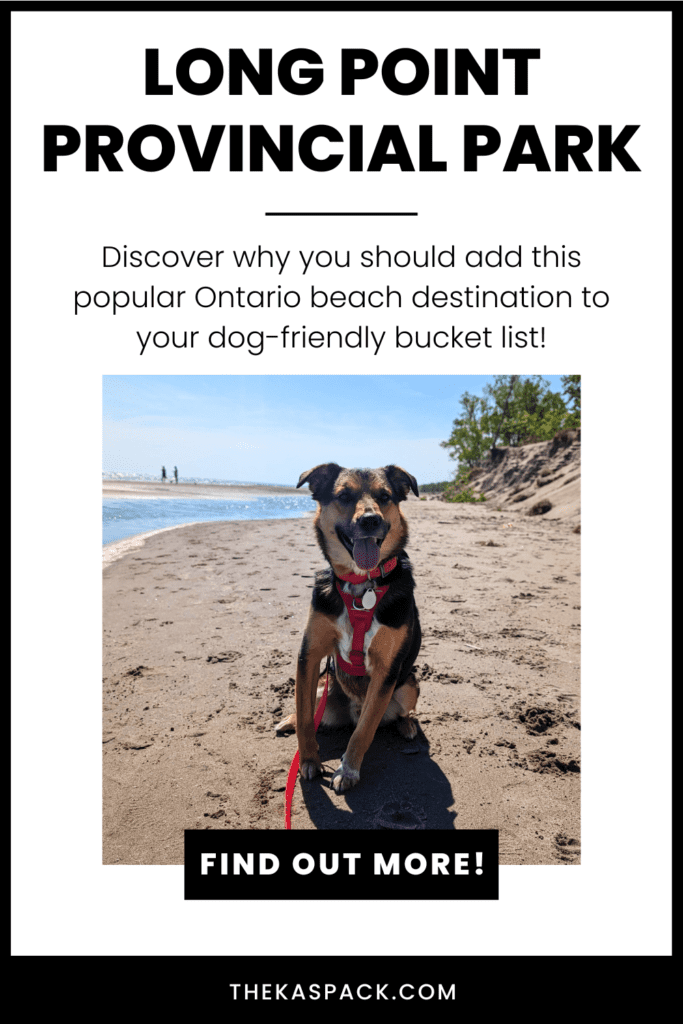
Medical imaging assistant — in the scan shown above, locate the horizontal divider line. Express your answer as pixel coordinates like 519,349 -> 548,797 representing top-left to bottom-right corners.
265,211 -> 418,216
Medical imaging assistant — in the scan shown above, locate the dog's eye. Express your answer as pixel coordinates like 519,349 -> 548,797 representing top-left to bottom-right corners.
377,492 -> 391,505
336,491 -> 355,505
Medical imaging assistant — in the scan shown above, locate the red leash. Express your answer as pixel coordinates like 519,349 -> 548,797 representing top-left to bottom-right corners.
284,663 -> 329,829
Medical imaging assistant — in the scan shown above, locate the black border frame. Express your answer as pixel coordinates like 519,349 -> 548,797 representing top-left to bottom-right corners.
8,0 -> 674,964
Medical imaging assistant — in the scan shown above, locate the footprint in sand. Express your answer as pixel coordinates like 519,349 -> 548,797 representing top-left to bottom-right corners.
373,800 -> 426,830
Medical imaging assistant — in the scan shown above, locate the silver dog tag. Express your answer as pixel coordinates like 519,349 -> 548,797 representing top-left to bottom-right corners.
362,589 -> 377,609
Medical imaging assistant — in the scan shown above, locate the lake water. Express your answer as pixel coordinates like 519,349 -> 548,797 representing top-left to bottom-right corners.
102,476 -> 313,545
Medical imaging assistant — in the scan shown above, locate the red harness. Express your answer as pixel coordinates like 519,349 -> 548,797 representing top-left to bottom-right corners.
284,557 -> 399,827
334,556 -> 397,676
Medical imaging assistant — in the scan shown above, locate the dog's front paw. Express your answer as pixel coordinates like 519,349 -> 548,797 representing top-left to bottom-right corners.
396,715 -> 418,740
332,755 -> 360,793
299,756 -> 323,780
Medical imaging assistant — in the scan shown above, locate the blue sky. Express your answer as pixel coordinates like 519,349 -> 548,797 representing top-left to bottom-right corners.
102,375 -> 568,485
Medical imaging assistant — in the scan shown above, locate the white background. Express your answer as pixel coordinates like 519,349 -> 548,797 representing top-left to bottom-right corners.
12,8 -> 671,955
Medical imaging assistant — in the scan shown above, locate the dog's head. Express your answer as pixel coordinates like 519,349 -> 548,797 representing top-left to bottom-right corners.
297,463 -> 418,575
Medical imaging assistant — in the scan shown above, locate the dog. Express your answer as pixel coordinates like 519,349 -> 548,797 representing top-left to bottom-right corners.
275,463 -> 422,793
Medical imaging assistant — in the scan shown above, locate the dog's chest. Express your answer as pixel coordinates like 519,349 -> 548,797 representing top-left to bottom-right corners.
335,604 -> 380,673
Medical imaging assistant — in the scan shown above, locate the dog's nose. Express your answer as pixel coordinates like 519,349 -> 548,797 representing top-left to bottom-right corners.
358,513 -> 382,533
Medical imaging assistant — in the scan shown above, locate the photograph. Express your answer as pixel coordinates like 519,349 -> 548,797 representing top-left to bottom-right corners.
103,374 -> 581,861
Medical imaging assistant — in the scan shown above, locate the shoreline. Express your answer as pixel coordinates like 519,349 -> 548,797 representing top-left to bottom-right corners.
103,480 -> 307,500
102,521 -> 203,567
102,514 -> 315,567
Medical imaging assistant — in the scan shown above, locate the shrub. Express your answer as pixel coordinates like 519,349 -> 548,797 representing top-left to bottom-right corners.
442,468 -> 487,503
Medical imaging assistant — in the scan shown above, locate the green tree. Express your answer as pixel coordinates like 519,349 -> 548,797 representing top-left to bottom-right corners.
438,390 -> 490,469
560,375 -> 581,428
485,376 -> 568,445
441,375 -> 577,476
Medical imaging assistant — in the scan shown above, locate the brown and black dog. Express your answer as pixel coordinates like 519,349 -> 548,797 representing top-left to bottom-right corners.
275,463 -> 421,793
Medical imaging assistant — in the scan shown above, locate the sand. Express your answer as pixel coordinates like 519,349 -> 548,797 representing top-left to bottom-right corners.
103,480 -> 303,500
467,434 -> 582,527
102,496 -> 580,863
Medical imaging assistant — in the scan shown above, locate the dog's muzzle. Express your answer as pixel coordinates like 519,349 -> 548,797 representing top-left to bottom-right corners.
338,514 -> 389,572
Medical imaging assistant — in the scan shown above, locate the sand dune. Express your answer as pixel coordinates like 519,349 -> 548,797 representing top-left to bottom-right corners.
465,432 -> 581,526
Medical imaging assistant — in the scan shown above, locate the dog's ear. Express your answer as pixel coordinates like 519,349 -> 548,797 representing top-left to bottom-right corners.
383,465 -> 419,500
297,463 -> 343,501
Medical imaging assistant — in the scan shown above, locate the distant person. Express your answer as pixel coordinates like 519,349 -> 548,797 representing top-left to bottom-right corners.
174,466 -> 178,484
161,466 -> 167,483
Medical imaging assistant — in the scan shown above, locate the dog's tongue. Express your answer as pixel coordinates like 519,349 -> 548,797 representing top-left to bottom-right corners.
353,538 -> 380,571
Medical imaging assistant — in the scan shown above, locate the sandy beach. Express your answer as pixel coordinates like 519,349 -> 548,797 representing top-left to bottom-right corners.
103,488 -> 580,863
103,480 -> 304,500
